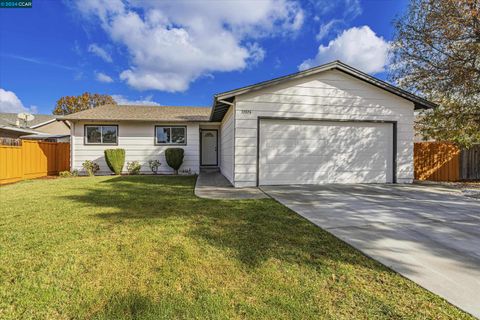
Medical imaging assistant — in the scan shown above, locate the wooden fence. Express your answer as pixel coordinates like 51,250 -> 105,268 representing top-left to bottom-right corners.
414,142 -> 480,181
460,145 -> 480,180
0,140 -> 70,185
414,142 -> 461,182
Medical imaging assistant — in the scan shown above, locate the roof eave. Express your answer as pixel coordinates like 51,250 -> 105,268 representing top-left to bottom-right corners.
210,61 -> 437,121
56,117 -> 211,122
0,126 -> 43,134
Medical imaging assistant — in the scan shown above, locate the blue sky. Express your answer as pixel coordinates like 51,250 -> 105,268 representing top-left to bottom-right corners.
0,0 -> 409,114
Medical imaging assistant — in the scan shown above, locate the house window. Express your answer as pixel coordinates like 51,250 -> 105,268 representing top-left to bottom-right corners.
155,126 -> 186,145
85,125 -> 118,144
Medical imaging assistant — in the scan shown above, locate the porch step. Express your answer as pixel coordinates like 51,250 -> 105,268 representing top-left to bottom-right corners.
200,167 -> 220,173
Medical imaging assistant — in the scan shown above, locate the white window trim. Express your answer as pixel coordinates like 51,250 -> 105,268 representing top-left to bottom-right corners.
155,125 -> 187,146
84,124 -> 118,145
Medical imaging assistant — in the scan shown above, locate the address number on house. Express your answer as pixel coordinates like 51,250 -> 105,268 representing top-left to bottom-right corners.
241,110 -> 252,114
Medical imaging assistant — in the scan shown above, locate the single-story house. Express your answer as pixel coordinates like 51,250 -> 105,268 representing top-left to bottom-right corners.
58,61 -> 435,187
0,113 -> 70,142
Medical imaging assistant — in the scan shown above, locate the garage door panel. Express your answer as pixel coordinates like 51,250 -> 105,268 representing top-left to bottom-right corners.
265,140 -> 387,155
263,170 -> 388,185
333,171 -> 387,183
264,144 -> 328,156
259,119 -> 393,185
262,157 -> 388,172
262,171 -> 331,184
262,161 -> 336,172
264,150 -> 389,165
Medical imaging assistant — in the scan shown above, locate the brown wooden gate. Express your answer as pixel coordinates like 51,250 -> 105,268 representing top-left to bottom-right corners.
414,142 -> 460,181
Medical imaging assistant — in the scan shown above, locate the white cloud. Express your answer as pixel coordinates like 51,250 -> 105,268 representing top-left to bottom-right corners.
299,26 -> 390,74
95,72 -> 114,83
111,94 -> 160,106
88,43 -> 112,63
75,0 -> 304,92
343,0 -> 362,20
0,88 -> 37,113
316,19 -> 342,41
313,0 -> 362,19
246,42 -> 266,65
311,0 -> 362,41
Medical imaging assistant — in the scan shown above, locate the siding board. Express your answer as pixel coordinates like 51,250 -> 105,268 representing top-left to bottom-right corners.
72,121 -> 200,175
233,69 -> 415,187
220,106 -> 234,184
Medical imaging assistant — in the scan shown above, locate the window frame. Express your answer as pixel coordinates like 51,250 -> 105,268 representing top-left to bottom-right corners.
154,125 -> 187,146
84,124 -> 119,145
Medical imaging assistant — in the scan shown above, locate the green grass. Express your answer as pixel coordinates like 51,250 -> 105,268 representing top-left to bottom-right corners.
0,176 -> 472,319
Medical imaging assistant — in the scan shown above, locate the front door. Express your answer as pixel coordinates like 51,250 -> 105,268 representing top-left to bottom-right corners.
201,130 -> 218,166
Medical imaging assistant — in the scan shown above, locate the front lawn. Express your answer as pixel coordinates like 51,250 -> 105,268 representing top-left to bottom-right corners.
0,176 -> 472,319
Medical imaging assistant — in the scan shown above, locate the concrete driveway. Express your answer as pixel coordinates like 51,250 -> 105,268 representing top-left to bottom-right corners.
262,184 -> 480,318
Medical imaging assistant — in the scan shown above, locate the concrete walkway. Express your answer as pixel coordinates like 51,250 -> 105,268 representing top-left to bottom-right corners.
262,184 -> 480,318
195,171 -> 267,200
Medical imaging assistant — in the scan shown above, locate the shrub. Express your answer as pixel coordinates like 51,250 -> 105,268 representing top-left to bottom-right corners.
82,160 -> 100,176
126,161 -> 141,175
104,148 -> 125,175
148,160 -> 161,174
60,170 -> 79,178
59,171 -> 72,178
165,148 -> 184,175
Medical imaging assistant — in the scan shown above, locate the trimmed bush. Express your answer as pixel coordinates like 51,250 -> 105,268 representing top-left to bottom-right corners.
126,161 -> 141,175
148,160 -> 161,174
82,160 -> 100,176
165,148 -> 184,175
104,148 -> 125,175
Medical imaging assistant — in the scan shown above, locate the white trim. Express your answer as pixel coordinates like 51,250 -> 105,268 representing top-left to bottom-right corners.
0,126 -> 43,134
70,121 -> 75,172
30,118 -> 57,129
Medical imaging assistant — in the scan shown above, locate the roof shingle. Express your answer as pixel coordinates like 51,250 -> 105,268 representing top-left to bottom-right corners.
57,104 -> 212,122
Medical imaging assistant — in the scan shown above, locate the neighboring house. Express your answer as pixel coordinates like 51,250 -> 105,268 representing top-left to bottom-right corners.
58,61 -> 435,187
0,113 -> 70,141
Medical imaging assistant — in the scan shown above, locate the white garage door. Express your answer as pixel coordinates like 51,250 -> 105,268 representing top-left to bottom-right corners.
259,119 -> 394,185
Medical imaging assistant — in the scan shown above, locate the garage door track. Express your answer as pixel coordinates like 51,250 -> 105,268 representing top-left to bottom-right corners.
262,184 -> 480,318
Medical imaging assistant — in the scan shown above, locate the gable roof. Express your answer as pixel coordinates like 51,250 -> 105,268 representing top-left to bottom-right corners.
210,60 -> 436,122
57,104 -> 211,122
0,113 -> 57,128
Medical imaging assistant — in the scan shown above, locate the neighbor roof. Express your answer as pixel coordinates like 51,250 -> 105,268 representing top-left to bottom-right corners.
0,125 -> 43,135
57,104 -> 211,122
0,113 -> 57,128
210,60 -> 437,121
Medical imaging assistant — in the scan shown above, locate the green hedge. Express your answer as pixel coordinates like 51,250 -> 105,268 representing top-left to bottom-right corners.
165,148 -> 184,175
104,149 -> 125,175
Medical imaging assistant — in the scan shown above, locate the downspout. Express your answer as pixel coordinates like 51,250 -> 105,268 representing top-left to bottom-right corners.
69,121 -> 74,172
